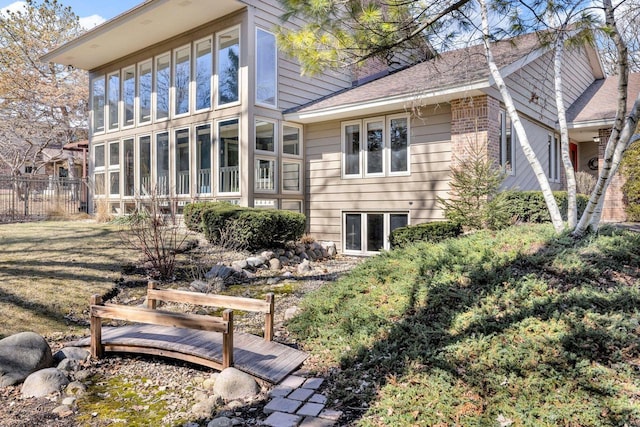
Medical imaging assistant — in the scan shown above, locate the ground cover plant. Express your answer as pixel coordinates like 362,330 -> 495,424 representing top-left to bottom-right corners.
289,224 -> 640,426
0,221 -> 138,339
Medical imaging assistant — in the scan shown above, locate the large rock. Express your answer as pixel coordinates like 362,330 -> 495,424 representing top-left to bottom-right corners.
53,347 -> 90,363
213,367 -> 260,401
21,367 -> 69,398
0,332 -> 54,387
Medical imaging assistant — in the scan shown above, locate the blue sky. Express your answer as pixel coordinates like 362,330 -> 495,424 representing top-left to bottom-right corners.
0,1 -> 141,28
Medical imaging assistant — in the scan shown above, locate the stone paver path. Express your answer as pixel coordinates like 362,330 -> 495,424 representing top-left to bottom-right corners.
262,374 -> 342,427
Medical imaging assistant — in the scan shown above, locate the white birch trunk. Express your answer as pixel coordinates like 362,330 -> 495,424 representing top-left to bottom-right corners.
554,31 -> 578,229
479,0 -> 565,233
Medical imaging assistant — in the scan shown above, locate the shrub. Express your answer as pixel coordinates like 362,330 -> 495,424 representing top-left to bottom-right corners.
183,201 -> 240,232
622,141 -> 640,221
501,191 -> 589,223
389,221 -> 462,248
575,171 -> 596,195
201,204 -> 244,244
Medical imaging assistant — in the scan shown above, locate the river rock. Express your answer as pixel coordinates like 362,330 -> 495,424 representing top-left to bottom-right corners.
213,367 -> 260,401
0,332 -> 54,387
21,367 -> 69,398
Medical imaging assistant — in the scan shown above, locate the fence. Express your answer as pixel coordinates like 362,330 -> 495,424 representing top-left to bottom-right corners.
0,175 -> 89,223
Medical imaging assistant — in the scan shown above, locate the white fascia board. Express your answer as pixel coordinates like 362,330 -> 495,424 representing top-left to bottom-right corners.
567,119 -> 614,129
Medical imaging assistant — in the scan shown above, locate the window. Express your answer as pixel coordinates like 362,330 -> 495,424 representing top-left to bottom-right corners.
109,141 -> 120,196
94,144 -> 105,169
93,143 -> 105,196
195,38 -> 212,111
548,134 -> 560,182
217,27 -> 240,106
218,119 -> 239,194
283,124 -> 301,157
155,53 -> 171,120
91,76 -> 105,133
138,61 -> 152,124
256,28 -> 277,107
176,128 -> 190,195
196,124 -> 212,194
107,72 -> 120,131
255,199 -> 276,209
256,119 -> 275,152
343,212 -> 408,254
499,110 -> 515,175
282,200 -> 302,213
255,158 -> 275,192
342,114 -> 410,178
282,161 -> 302,193
156,132 -> 169,195
123,138 -> 135,197
174,46 -> 191,116
139,135 -> 151,194
122,67 -> 135,127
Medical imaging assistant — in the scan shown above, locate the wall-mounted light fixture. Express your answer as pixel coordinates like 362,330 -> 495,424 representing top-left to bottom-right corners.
593,136 -> 601,144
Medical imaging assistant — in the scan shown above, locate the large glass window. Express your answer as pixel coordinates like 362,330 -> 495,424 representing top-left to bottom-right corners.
499,110 -> 515,175
196,124 -> 212,194
344,123 -> 361,176
138,61 -> 152,124
91,77 -> 105,133
365,119 -> 384,176
155,53 -> 171,120
389,116 -> 408,173
256,120 -> 275,152
107,72 -> 120,131
122,67 -> 135,127
344,212 -> 409,254
282,124 -> 301,157
139,136 -> 151,194
174,46 -> 190,116
218,119 -> 239,193
195,38 -> 212,111
256,28 -> 277,106
217,27 -> 239,106
94,144 -> 105,169
123,138 -> 134,197
94,143 -> 105,196
176,128 -> 190,195
156,132 -> 169,195
255,158 -> 275,192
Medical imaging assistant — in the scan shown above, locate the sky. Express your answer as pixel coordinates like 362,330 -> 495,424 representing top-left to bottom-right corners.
0,0 -> 141,28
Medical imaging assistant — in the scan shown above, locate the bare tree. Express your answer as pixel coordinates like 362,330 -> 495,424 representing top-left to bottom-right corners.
0,0 -> 88,176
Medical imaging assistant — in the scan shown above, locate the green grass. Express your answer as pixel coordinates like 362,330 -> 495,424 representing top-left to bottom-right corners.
289,224 -> 640,426
0,221 -> 138,339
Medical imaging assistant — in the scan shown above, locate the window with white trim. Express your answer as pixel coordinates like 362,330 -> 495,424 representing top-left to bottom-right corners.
139,135 -> 151,195
196,124 -> 212,195
548,134 -> 561,182
156,132 -> 169,195
342,114 -> 410,178
195,38 -> 212,111
256,28 -> 277,107
282,124 -> 302,157
499,110 -> 516,175
123,138 -> 135,197
344,212 -> 409,254
255,157 -> 276,192
175,128 -> 190,195
155,53 -> 171,121
91,76 -> 105,134
174,45 -> 191,116
122,67 -> 135,127
217,27 -> 240,107
93,143 -> 105,195
138,61 -> 152,124
218,118 -> 240,194
107,71 -> 120,131
108,141 -> 120,196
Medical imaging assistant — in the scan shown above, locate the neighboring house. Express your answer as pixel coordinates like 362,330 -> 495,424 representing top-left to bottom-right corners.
42,0 -> 634,255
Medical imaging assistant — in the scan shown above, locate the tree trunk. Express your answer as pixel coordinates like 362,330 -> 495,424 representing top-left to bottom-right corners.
479,0 -> 565,233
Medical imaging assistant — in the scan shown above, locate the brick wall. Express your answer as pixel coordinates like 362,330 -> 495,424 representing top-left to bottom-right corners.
450,95 -> 501,167
598,128 -> 627,222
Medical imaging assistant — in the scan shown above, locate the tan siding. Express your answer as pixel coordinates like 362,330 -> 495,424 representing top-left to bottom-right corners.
305,105 -> 452,243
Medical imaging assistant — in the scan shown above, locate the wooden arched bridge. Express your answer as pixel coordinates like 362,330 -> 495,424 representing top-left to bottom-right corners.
68,282 -> 307,384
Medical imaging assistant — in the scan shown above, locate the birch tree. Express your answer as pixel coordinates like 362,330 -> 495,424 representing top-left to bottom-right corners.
0,0 -> 88,176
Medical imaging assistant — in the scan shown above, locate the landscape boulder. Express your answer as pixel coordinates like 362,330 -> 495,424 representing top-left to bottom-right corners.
21,367 -> 69,398
212,367 -> 260,401
0,332 -> 54,387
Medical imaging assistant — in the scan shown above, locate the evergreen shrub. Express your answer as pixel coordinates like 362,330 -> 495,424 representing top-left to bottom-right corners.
389,221 -> 462,248
501,191 -> 589,223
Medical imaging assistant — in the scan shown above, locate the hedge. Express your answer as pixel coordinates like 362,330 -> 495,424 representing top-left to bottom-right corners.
501,191 -> 589,223
389,221 -> 462,249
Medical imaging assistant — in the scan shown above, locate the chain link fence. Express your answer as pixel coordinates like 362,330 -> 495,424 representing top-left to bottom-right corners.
0,175 -> 89,223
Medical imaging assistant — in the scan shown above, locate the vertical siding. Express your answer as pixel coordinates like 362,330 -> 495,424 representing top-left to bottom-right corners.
305,106 -> 452,243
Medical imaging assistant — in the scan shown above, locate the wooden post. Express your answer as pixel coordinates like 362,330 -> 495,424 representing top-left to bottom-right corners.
264,293 -> 274,342
90,294 -> 103,359
147,280 -> 158,309
222,309 -> 234,368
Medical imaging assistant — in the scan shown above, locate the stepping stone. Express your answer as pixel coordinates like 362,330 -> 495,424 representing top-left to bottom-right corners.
263,412 -> 302,427
302,378 -> 324,390
300,416 -> 336,427
297,402 -> 324,417
264,397 -> 302,415
280,375 -> 306,388
288,387 -> 315,402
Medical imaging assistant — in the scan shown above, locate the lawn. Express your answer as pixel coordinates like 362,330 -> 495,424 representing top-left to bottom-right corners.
290,224 -> 640,426
0,221 -> 137,340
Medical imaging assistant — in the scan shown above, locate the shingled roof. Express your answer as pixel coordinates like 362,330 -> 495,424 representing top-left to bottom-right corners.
285,32 -> 549,122
566,73 -> 640,126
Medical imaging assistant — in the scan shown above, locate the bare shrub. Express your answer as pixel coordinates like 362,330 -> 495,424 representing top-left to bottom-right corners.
94,198 -> 112,223
575,171 -> 596,195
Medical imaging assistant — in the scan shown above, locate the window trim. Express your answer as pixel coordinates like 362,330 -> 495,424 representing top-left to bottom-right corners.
91,75 -> 105,135
548,133 -> 561,183
254,156 -> 277,194
499,110 -> 516,176
282,122 -> 303,158
173,44 -> 191,118
281,159 -> 303,194
255,118 -> 277,154
255,27 -> 278,108
342,211 -> 410,255
363,117 -> 386,178
216,117 -> 241,196
194,36 -> 213,113
195,121 -> 213,196
215,25 -> 241,109
341,120 -> 362,179
387,113 -> 411,176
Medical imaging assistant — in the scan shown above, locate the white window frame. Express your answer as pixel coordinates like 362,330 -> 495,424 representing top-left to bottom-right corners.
154,52 -> 171,122
548,133 -> 561,183
121,66 -> 136,129
282,159 -> 303,194
282,123 -> 303,158
216,117 -> 241,196
255,27 -> 277,108
195,122 -> 213,195
343,212 -> 410,255
255,118 -> 277,154
387,114 -> 411,176
499,110 -> 516,176
342,120 -> 362,178
107,71 -> 120,132
215,25 -> 241,109
91,75 -> 105,135
108,141 -> 120,196
364,117 -> 385,178
175,127 -> 191,196
138,134 -> 152,196
155,131 -> 170,196
173,44 -> 191,118
93,143 -> 106,197
122,137 -> 135,198
194,36 -> 213,112
138,60 -> 152,124
254,156 -> 277,193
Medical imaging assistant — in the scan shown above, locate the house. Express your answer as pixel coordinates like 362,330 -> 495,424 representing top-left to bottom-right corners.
42,0 -> 634,255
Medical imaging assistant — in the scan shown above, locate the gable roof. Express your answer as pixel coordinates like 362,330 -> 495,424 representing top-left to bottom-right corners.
285,32 -> 602,124
566,73 -> 640,128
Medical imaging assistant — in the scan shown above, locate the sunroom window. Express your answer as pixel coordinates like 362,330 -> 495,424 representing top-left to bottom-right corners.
256,28 -> 277,107
138,61 -> 152,124
122,67 -> 135,127
218,119 -> 239,194
91,76 -> 105,133
174,46 -> 190,116
156,132 -> 169,195
123,138 -> 134,197
217,28 -> 239,106
155,53 -> 170,120
195,38 -> 212,111
108,141 -> 120,196
196,124 -> 212,194
107,72 -> 120,131
93,143 -> 105,196
175,128 -> 190,195
255,158 -> 275,192
139,135 -> 151,195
